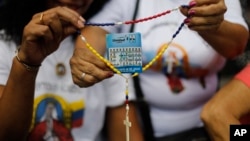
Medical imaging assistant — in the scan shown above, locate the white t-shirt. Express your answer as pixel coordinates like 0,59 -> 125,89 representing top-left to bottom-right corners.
89,0 -> 248,137
0,36 -> 136,141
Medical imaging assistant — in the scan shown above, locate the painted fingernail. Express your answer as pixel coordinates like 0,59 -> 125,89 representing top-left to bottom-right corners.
107,72 -> 114,78
188,9 -> 195,16
184,18 -> 191,24
189,1 -> 196,7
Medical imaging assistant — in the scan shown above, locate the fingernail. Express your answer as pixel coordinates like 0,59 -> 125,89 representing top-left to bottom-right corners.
184,18 -> 191,24
189,1 -> 196,7
188,9 -> 195,16
107,72 -> 114,78
181,5 -> 190,9
79,16 -> 85,22
78,20 -> 84,28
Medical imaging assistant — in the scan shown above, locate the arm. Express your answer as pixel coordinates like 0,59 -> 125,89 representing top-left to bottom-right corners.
201,65 -> 250,141
106,102 -> 144,141
198,21 -> 248,59
0,7 -> 84,140
180,0 -> 249,59
0,60 -> 37,140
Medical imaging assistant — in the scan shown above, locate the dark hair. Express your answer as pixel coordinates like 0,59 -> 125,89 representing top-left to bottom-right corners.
0,0 -> 109,44
84,0 -> 110,20
240,0 -> 250,8
0,0 -> 45,43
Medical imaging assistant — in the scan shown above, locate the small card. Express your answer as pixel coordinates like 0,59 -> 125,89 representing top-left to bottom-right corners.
106,32 -> 142,73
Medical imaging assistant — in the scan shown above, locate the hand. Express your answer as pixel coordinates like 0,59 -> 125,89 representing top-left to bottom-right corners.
180,0 -> 227,32
18,6 -> 85,66
70,43 -> 114,87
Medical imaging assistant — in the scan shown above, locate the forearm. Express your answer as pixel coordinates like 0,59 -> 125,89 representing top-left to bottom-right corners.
79,26 -> 108,55
201,78 -> 250,141
203,111 -> 239,141
199,20 -> 249,59
0,58 -> 38,140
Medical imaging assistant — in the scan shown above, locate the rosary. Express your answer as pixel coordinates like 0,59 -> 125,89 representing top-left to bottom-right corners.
79,4 -> 190,141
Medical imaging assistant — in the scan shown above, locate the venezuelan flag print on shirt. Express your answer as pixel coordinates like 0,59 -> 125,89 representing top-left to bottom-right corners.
28,94 -> 85,141
70,100 -> 85,128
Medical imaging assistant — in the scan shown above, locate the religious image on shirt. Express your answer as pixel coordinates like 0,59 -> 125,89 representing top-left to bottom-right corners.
150,42 -> 209,93
28,94 -> 84,141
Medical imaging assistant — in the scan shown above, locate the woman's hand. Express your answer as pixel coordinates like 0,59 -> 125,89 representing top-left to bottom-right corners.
70,27 -> 114,88
180,0 -> 227,32
180,0 -> 248,59
18,6 -> 85,66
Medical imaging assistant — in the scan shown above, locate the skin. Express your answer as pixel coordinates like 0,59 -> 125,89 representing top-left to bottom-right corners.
65,1 -> 250,141
0,6 -> 84,140
0,1 -> 144,141
70,0 -> 249,87
71,27 -> 144,141
201,5 -> 250,139
179,0 -> 248,59
201,77 -> 250,141
106,103 -> 145,141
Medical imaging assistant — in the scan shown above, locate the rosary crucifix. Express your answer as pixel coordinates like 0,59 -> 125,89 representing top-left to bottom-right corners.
124,104 -> 131,141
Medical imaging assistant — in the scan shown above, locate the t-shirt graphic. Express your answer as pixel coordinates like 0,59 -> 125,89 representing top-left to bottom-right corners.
28,94 -> 84,141
147,42 -> 209,94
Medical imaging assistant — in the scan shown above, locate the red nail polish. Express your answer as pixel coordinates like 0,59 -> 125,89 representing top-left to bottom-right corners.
188,10 -> 195,16
184,18 -> 191,24
107,72 -> 114,78
189,1 -> 196,7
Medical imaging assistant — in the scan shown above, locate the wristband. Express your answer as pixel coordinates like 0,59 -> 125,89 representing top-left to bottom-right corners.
15,49 -> 41,71
235,64 -> 250,87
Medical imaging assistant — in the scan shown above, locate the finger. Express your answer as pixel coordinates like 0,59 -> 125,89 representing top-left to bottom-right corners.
82,61 -> 112,81
191,0 -> 220,6
50,6 -> 85,29
42,13 -> 79,40
188,1 -> 226,17
61,6 -> 82,19
186,14 -> 223,28
179,6 -> 189,17
188,23 -> 221,31
20,23 -> 54,64
34,6 -> 84,33
62,25 -> 80,38
83,52 -> 112,72
23,22 -> 54,53
38,12 -> 63,44
74,43 -> 113,71
71,66 -> 96,87
71,61 -> 104,88
70,52 -> 113,80
23,21 -> 54,42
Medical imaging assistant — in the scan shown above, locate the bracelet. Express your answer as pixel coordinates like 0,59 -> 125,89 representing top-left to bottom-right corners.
234,63 -> 250,87
15,50 -> 41,71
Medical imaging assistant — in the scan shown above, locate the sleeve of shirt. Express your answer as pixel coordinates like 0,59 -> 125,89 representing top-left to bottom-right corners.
0,40 -> 16,85
235,63 -> 250,88
103,74 -> 136,107
224,0 -> 248,30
